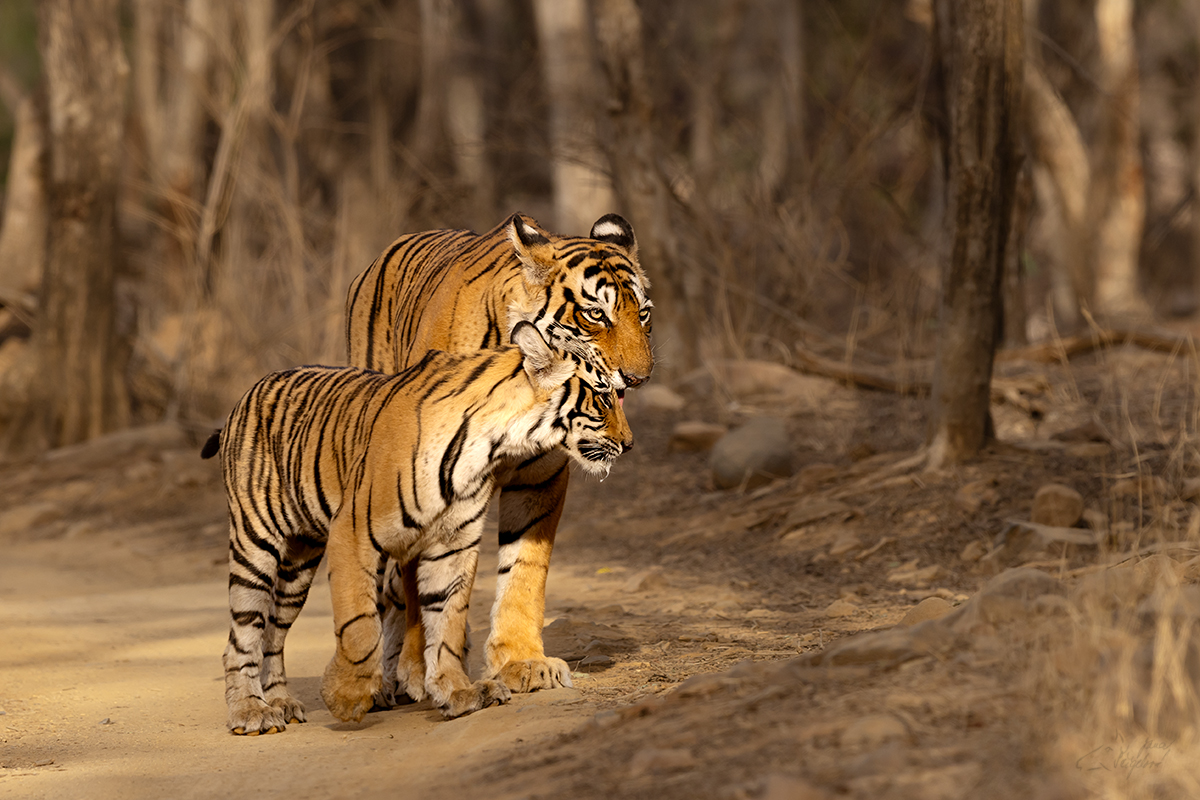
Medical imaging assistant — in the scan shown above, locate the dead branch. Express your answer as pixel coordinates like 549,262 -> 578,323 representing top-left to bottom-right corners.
996,327 -> 1193,363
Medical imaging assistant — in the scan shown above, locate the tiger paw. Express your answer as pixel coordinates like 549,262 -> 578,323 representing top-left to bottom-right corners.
267,693 -> 307,725
396,650 -> 427,703
439,679 -> 511,719
228,697 -> 289,735
493,657 -> 573,693
321,657 -> 382,723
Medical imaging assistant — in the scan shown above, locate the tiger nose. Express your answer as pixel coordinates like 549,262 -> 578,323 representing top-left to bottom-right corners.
620,371 -> 649,388
621,436 -> 634,454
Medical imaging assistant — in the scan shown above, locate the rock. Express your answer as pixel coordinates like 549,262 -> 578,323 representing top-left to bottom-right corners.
681,359 -> 838,409
1032,483 -> 1083,527
801,618 -> 956,668
578,653 -> 614,668
668,420 -> 726,451
960,541 -> 987,562
955,480 -> 999,514
623,567 -> 670,593
897,596 -> 953,628
886,562 -> 943,588
823,599 -> 858,618
829,530 -> 863,556
633,384 -> 686,413
710,417 -> 795,490
1182,478 -> 1200,501
840,713 -> 913,748
628,747 -> 697,778
942,567 -> 1066,632
542,618 -> 636,662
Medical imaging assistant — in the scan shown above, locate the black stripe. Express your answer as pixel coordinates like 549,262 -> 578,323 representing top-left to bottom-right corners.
438,415 -> 471,504
498,507 -> 556,548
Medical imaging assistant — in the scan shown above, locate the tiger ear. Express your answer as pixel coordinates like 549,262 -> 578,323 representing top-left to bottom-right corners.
512,321 -> 573,392
508,214 -> 558,287
589,213 -> 638,261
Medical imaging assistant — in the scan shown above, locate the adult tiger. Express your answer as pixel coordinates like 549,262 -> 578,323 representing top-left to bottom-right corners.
345,213 -> 653,702
209,321 -> 633,732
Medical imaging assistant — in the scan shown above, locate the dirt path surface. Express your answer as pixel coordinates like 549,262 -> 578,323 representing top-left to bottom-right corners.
3,347 -> 1200,798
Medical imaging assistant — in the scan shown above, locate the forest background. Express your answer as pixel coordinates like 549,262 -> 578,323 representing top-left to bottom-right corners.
0,0 -> 1188,456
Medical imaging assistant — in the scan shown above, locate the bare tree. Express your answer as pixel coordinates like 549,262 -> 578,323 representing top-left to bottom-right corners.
0,69 -> 46,312
532,0 -> 614,233
926,0 -> 1024,468
9,0 -> 132,452
593,0 -> 700,376
1089,0 -> 1147,318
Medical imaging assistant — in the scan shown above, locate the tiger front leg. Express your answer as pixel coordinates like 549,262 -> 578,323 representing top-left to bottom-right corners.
487,452 -> 574,694
418,531 -> 510,719
321,511 -> 384,723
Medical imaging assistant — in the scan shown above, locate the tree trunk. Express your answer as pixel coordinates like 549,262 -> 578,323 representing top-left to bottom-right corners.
532,0 -> 614,234
593,0 -> 699,376
926,0 -> 1023,469
1090,0 -> 1147,318
0,86 -> 47,307
15,0 -> 131,452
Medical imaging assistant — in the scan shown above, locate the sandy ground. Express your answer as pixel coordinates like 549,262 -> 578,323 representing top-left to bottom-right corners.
3,345 -> 1200,798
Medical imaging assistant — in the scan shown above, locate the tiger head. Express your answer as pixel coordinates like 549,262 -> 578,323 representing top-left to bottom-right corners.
506,213 -> 654,398
512,321 -> 634,477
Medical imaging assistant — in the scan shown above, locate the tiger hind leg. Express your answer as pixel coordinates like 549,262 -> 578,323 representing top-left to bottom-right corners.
321,511 -> 384,723
258,533 -> 325,725
486,451 -> 574,694
223,516 -> 290,735
374,556 -> 417,707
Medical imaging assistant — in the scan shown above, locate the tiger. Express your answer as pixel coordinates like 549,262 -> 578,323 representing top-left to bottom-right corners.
344,212 -> 654,704
204,320 -> 633,732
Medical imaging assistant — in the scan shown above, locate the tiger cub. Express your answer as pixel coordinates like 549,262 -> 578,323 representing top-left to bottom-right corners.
205,322 -> 631,733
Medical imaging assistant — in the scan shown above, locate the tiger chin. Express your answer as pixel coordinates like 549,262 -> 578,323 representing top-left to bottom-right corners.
207,321 -> 631,733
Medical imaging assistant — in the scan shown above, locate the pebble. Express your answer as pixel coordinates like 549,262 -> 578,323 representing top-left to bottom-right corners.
955,480 -> 998,514
633,385 -> 686,413
897,596 -> 953,628
669,421 -> 726,452
1032,483 -> 1083,527
710,417 -> 795,490
823,598 -> 858,618
887,563 -> 943,588
960,541 -> 987,562
579,654 -> 614,668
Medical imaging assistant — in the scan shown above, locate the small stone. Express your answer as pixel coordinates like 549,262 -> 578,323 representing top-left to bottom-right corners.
633,384 -> 686,413
1182,478 -> 1200,501
839,714 -> 912,748
823,598 -> 858,618
710,417 -> 795,491
897,596 -> 953,628
628,747 -> 697,778
887,562 -> 943,588
33,759 -> 55,767
669,420 -> 726,452
579,654 -> 614,668
955,480 -> 998,514
99,717 -> 112,724
1032,483 -> 1084,527
829,531 -> 864,557
960,541 -> 987,562
623,568 -> 670,593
